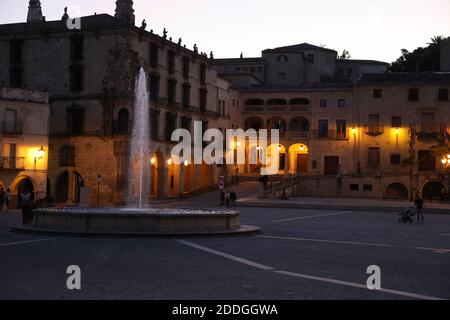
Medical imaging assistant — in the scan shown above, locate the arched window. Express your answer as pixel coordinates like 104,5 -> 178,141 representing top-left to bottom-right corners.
117,108 -> 129,134
289,117 -> 310,132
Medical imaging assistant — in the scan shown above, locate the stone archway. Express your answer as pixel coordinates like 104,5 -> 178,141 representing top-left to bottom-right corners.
14,177 -> 36,209
385,183 -> 409,200
288,143 -> 309,175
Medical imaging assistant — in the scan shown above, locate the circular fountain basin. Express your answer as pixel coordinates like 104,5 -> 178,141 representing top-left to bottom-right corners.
17,207 -> 260,236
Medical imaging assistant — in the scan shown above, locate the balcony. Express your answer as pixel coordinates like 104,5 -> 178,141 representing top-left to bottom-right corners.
1,121 -> 23,135
0,157 -> 25,170
417,123 -> 447,141
364,124 -> 384,136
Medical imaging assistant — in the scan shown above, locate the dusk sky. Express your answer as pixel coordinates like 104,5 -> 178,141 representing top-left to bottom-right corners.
0,0 -> 449,62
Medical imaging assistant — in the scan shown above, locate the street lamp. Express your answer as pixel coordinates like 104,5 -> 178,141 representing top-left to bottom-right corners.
34,146 -> 46,169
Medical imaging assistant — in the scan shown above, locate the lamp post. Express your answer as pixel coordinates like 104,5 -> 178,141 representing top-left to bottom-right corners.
34,146 -> 46,170
441,154 -> 450,201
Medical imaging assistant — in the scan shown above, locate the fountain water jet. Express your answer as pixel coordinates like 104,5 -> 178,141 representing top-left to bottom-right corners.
127,68 -> 150,207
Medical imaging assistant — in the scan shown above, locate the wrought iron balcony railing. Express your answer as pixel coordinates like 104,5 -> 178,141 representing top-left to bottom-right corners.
0,157 -> 25,170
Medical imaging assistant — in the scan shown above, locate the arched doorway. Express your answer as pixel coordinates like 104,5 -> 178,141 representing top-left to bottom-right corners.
288,144 -> 309,175
16,178 -> 35,208
385,183 -> 409,200
422,181 -> 446,200
56,171 -> 69,203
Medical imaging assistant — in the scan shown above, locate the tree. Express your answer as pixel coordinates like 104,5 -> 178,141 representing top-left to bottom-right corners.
338,49 -> 351,60
389,36 -> 446,72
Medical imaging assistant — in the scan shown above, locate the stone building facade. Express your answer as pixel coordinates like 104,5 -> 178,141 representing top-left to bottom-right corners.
0,2 -> 242,206
0,87 -> 49,207
0,0 -> 448,204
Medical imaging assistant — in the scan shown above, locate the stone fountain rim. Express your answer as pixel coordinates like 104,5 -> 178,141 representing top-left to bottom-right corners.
33,207 -> 240,218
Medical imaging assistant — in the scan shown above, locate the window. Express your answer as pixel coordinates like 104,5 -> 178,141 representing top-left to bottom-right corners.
181,117 -> 191,132
3,109 -> 18,134
200,64 -> 206,85
438,88 -> 448,101
318,120 -> 329,138
59,146 -> 75,167
199,88 -> 207,111
368,148 -> 381,169
149,74 -> 160,102
391,116 -> 402,128
408,88 -> 419,101
391,154 -> 401,165
165,113 -> 177,142
168,51 -> 176,74
337,99 -> 346,108
324,156 -> 339,175
350,184 -> 359,191
307,54 -> 314,63
167,79 -> 177,106
150,110 -> 160,139
70,35 -> 84,62
373,89 -> 382,98
149,43 -> 159,68
182,83 -> 191,108
67,108 -> 84,135
69,65 -> 84,92
117,108 -> 129,134
183,57 -> 190,79
418,150 -> 436,171
421,112 -> 435,133
276,55 -> 288,63
363,184 -> 373,192
319,99 -> 328,108
9,39 -> 23,87
368,114 -> 381,134
336,120 -> 347,139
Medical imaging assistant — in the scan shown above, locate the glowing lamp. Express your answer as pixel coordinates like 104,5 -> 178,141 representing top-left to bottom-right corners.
150,157 -> 156,165
442,158 -> 448,165
352,127 -> 357,135
37,146 -> 46,159
184,160 -> 189,166
167,159 -> 172,166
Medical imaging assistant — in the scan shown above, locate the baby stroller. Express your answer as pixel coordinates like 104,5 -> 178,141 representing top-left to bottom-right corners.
398,207 -> 416,223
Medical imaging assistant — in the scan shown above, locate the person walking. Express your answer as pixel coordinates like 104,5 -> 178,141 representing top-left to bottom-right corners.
4,188 -> 11,211
0,187 -> 4,211
20,189 -> 33,225
415,194 -> 425,223
230,190 -> 237,209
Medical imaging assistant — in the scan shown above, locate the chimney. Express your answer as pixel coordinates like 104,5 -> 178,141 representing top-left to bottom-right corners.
115,0 -> 135,25
27,0 -> 44,22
